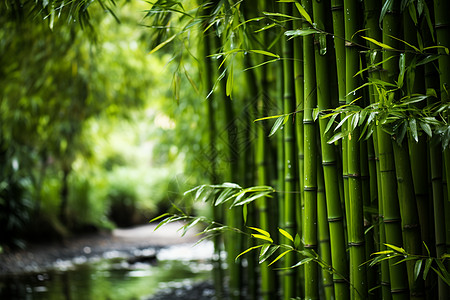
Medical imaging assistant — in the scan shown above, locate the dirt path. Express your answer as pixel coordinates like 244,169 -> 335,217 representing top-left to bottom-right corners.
0,222 -> 200,276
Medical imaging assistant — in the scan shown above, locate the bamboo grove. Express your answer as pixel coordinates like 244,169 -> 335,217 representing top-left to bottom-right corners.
147,0 -> 450,299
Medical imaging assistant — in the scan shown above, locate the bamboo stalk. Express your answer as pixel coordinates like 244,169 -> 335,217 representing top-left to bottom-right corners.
343,0 -> 366,298
313,1 -> 349,298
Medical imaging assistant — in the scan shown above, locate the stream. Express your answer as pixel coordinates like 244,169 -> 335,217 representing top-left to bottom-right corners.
0,237 -> 216,299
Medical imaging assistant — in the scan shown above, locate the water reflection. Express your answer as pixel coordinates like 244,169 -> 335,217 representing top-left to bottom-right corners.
0,242 -> 214,300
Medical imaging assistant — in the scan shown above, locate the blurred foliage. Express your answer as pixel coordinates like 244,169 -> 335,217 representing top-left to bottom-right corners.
0,0 -> 212,249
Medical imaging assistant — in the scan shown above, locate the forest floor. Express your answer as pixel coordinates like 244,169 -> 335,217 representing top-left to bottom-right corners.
0,222 -> 200,276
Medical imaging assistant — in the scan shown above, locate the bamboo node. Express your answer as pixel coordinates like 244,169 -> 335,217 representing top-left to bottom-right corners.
303,244 -> 318,249
327,217 -> 343,222
347,173 -> 361,178
348,241 -> 365,247
384,218 -> 401,224
402,223 -> 418,230
391,288 -> 409,294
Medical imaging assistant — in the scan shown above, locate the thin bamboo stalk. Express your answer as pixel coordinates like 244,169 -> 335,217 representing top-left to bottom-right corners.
301,0 -> 319,298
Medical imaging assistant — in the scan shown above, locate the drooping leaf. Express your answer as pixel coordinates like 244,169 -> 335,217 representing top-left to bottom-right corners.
423,258 -> 433,280
279,228 -> 295,242
414,259 -> 423,281
409,118 -> 418,142
149,34 -> 176,54
259,245 -> 280,264
249,226 -> 271,237
327,131 -> 346,144
269,115 -> 288,137
235,245 -> 264,261
252,234 -> 274,243
361,36 -> 397,50
268,249 -> 292,266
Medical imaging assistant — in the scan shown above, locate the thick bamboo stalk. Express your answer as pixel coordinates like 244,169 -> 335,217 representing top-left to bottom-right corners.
433,0 -> 450,297
343,0 -> 366,298
381,1 -> 409,298
313,1 -> 349,298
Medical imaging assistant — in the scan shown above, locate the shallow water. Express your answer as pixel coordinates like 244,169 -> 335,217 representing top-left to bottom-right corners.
0,242 -> 214,300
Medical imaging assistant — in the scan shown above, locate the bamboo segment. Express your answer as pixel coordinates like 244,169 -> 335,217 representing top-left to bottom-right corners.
317,161 -> 335,300
301,0 -> 319,299
434,1 -> 450,298
280,3 -> 298,300
314,1 -> 349,299
343,0 -> 366,298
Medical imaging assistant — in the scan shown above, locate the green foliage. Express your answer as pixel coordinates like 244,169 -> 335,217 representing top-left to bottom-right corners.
369,243 -> 450,286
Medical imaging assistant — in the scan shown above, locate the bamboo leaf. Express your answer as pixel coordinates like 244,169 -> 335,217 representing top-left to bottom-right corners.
285,29 -> 321,38
243,204 -> 248,223
235,245 -> 263,261
252,234 -> 274,243
249,49 -> 280,58
149,34 -> 176,54
249,226 -> 271,237
150,213 -> 171,223
379,0 -> 393,27
423,258 -> 433,280
335,114 -> 352,131
435,259 -> 450,282
259,245 -> 280,264
323,114 -> 338,133
409,118 -> 418,142
294,233 -> 301,248
385,245 -> 403,256
416,55 -> 440,67
414,259 -> 423,282
361,36 -> 397,50
234,191 -> 273,206
268,250 -> 292,266
423,241 -> 431,256
226,66 -> 233,97
279,228 -> 294,242
397,53 -> 406,88
269,115 -> 287,137
431,266 -> 450,286
254,114 -> 284,122
313,108 -> 320,121
388,34 -> 420,52
419,121 -> 432,137
293,2 -> 313,25
327,131 -> 346,144
290,257 -> 314,268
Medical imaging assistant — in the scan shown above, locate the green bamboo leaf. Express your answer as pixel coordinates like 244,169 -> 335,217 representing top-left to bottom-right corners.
262,12 -> 295,19
226,66 -> 233,97
259,245 -> 280,264
379,0 -> 393,27
249,226 -> 271,237
419,121 -> 432,137
372,250 -> 395,256
409,118 -> 418,142
423,45 -> 450,55
397,53 -> 406,88
149,34 -> 176,54
414,259 -> 423,282
249,49 -> 280,58
361,36 -> 397,50
269,115 -> 288,137
254,114 -> 284,122
335,114 -> 352,131
388,34 -> 420,52
235,245 -> 263,261
150,213 -> 171,223
313,107 -> 320,121
252,234 -> 274,243
215,188 -> 236,206
290,257 -> 314,268
234,191 -> 273,206
243,204 -> 247,223
351,113 -> 360,131
254,23 -> 277,33
426,88 -> 437,98
279,228 -> 294,242
416,55 -> 440,67
327,131 -> 346,144
431,266 -> 450,286
293,2 -> 313,25
324,114 -> 338,133
434,259 -> 450,284
268,249 -> 292,266
285,29 -> 321,38
423,258 -> 433,280
294,233 -> 301,248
